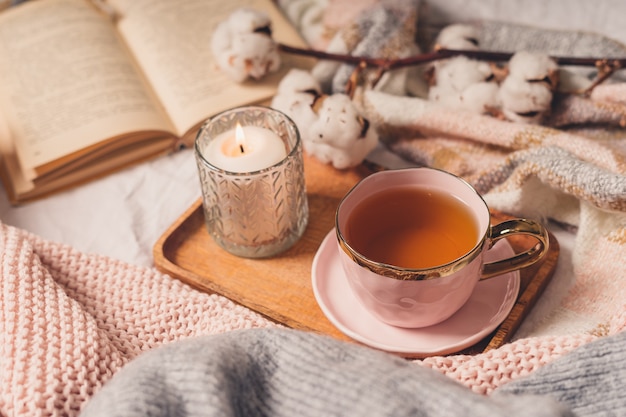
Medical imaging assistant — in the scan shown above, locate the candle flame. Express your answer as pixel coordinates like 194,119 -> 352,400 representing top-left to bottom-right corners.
235,123 -> 246,154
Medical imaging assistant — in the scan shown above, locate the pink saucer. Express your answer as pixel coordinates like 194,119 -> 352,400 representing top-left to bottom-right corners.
312,229 -> 520,357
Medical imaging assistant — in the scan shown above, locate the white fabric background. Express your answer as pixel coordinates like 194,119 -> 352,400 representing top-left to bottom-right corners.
1,0 -> 622,340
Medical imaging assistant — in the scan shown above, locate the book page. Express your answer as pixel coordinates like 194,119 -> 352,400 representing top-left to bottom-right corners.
0,0 -> 175,174
113,0 -> 313,143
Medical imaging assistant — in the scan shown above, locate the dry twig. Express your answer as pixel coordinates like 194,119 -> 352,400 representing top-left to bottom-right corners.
277,43 -> 626,93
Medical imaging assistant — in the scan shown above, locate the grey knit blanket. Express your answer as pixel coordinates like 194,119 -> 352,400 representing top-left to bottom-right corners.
81,327 -> 625,417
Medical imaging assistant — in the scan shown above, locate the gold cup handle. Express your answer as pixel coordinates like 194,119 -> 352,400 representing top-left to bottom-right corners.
480,219 -> 550,280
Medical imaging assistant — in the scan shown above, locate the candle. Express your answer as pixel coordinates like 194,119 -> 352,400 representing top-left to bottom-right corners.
204,123 -> 287,172
195,106 -> 308,258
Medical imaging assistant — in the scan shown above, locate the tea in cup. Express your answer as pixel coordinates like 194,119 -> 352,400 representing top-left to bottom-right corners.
335,168 -> 549,328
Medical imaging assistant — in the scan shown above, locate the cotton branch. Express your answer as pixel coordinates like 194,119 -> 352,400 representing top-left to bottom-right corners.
278,43 -> 625,70
277,43 -> 625,94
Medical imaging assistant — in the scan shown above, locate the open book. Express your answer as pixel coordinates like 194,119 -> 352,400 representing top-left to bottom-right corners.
0,0 -> 313,204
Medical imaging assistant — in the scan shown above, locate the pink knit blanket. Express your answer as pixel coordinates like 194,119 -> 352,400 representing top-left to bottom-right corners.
0,220 -> 613,416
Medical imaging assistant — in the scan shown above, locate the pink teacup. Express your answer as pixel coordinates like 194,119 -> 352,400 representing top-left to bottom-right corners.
335,168 -> 549,328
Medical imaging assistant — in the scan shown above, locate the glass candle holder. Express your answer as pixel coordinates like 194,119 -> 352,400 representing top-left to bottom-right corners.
194,106 -> 309,258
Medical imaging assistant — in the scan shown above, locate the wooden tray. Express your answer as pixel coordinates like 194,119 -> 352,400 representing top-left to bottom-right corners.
154,155 -> 559,358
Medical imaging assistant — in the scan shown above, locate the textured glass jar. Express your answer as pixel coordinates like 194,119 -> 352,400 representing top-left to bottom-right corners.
195,106 -> 309,258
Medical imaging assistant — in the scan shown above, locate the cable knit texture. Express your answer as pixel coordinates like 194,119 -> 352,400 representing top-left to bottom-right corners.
78,328 -> 626,417
0,223 -> 274,416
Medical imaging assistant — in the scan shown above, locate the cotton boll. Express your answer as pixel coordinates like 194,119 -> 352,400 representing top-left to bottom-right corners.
307,141 -> 358,169
427,34 -> 496,114
507,51 -> 559,85
214,50 -> 249,83
430,82 -> 499,114
287,100 -> 320,158
210,8 -> 281,82
425,24 -> 481,87
431,56 -> 493,94
457,81 -> 500,114
428,56 -> 498,114
499,75 -> 555,111
272,93 -> 317,128
276,69 -> 321,96
227,7 -> 273,33
434,23 -> 480,51
306,94 -> 378,169
497,51 -> 559,123
428,84 -> 460,107
303,141 -> 333,165
272,97 -> 319,156
231,33 -> 281,80
498,75 -> 555,123
271,69 -> 321,121
272,94 -> 322,158
211,8 -> 273,57
270,70 -> 323,158
308,94 -> 356,147
272,71 -> 379,168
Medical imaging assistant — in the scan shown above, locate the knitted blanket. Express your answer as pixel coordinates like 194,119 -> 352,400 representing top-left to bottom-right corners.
80,328 -> 626,417
2,1 -> 626,416
0,221 -> 602,416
